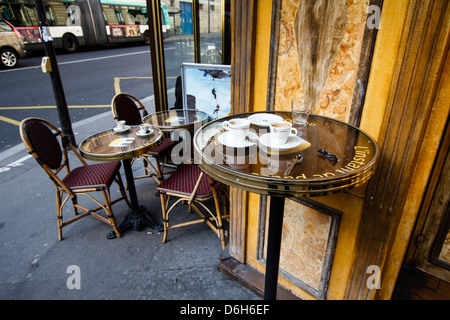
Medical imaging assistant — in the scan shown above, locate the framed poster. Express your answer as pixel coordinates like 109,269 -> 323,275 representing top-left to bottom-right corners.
181,63 -> 231,120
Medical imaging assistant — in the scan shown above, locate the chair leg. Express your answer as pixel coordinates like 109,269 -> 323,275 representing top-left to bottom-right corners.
154,156 -> 164,181
56,190 -> 63,241
210,178 -> 226,250
140,156 -> 162,184
102,189 -> 121,238
71,195 -> 79,216
143,156 -> 149,176
159,193 -> 169,243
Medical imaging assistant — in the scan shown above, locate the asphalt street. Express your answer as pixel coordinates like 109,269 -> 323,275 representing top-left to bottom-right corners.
0,35 -> 220,151
0,109 -> 262,303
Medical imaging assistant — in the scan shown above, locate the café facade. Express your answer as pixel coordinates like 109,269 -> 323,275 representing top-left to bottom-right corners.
152,0 -> 450,300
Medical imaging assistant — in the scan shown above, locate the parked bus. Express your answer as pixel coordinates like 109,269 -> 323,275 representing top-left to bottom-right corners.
0,0 -> 170,52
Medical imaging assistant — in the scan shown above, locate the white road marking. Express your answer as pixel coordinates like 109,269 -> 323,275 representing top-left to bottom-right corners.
0,154 -> 32,173
1,46 -> 176,73
0,50 -> 149,73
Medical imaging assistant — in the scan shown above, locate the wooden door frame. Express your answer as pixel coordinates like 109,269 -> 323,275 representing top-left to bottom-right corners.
345,0 -> 450,299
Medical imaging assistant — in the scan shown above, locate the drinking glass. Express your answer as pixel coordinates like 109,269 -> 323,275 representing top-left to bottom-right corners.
292,99 -> 312,125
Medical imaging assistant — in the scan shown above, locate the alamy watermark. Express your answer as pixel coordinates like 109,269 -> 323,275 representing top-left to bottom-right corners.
367,5 -> 381,30
65,264 -> 381,291
66,265 -> 81,290
366,265 -> 381,290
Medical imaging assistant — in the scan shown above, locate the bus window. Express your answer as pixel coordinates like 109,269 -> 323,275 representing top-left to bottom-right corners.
102,10 -> 106,25
45,9 -> 54,26
121,7 -> 135,25
127,8 -> 146,25
135,12 -> 147,25
102,5 -> 119,25
47,1 -> 69,26
114,7 -> 124,25
22,4 -> 38,26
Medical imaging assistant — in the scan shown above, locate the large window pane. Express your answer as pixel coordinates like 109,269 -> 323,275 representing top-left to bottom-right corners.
198,0 -> 222,64
161,0 -> 194,110
161,0 -> 227,110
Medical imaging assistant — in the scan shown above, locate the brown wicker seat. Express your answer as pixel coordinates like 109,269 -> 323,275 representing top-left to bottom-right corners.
156,164 -> 228,249
19,118 -> 131,240
111,93 -> 177,183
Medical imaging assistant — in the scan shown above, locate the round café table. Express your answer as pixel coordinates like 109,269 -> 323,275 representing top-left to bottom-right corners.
193,111 -> 380,300
79,125 -> 164,239
143,109 -> 209,132
143,109 -> 209,163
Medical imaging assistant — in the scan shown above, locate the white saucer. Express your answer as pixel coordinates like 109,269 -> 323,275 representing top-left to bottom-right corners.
248,114 -> 283,127
258,133 -> 306,151
113,125 -> 131,133
218,132 -> 258,148
136,128 -> 154,137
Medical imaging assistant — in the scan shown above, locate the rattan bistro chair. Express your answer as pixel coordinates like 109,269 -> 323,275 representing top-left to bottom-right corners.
20,118 -> 131,240
111,93 -> 176,183
156,164 -> 228,249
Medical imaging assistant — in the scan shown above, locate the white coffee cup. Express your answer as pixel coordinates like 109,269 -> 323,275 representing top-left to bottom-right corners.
269,121 -> 298,145
139,123 -> 150,134
222,118 -> 251,142
116,120 -> 126,130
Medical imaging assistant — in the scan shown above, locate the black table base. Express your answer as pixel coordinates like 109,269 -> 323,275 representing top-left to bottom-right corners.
107,205 -> 163,239
264,196 -> 286,300
107,158 -> 163,239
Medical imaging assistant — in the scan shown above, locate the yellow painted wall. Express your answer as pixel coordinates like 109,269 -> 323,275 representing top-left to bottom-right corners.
246,0 -> 271,288
359,0 -> 410,139
252,0 -> 272,112
246,0 -> 413,299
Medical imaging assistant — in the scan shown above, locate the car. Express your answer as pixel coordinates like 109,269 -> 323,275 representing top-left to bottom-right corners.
0,19 -> 26,69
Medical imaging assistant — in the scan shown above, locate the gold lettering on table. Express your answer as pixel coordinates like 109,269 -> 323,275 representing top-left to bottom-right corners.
313,172 -> 335,178
220,145 -> 371,180
339,146 -> 370,172
282,145 -> 371,179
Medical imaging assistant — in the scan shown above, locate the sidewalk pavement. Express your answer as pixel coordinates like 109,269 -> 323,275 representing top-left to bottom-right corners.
0,109 -> 260,300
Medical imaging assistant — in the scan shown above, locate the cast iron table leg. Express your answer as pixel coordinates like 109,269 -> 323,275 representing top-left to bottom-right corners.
107,158 -> 163,239
264,196 -> 285,300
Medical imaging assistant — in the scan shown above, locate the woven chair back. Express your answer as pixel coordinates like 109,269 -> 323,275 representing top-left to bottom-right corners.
112,94 -> 146,125
23,119 -> 62,170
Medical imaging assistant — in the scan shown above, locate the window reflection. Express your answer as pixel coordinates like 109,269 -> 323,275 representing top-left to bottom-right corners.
161,0 -> 229,110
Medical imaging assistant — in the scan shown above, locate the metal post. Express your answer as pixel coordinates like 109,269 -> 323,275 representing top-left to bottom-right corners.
264,196 -> 285,300
193,0 -> 200,63
208,0 -> 210,34
146,0 -> 168,112
34,0 -> 75,145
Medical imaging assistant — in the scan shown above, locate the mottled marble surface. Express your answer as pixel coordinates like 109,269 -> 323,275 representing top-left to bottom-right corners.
274,0 -> 369,122
269,0 -> 370,292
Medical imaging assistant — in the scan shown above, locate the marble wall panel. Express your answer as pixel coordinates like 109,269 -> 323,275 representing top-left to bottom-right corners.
263,0 -> 371,298
274,0 -> 369,122
279,198 -> 332,289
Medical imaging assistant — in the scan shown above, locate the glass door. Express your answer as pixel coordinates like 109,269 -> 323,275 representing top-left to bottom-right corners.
160,0 -> 230,110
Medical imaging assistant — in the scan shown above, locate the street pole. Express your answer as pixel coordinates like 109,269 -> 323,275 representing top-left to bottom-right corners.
146,0 -> 167,111
193,0 -> 200,63
34,0 -> 75,145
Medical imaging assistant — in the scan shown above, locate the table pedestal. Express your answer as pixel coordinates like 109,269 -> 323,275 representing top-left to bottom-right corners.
264,196 -> 285,300
107,159 -> 163,239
